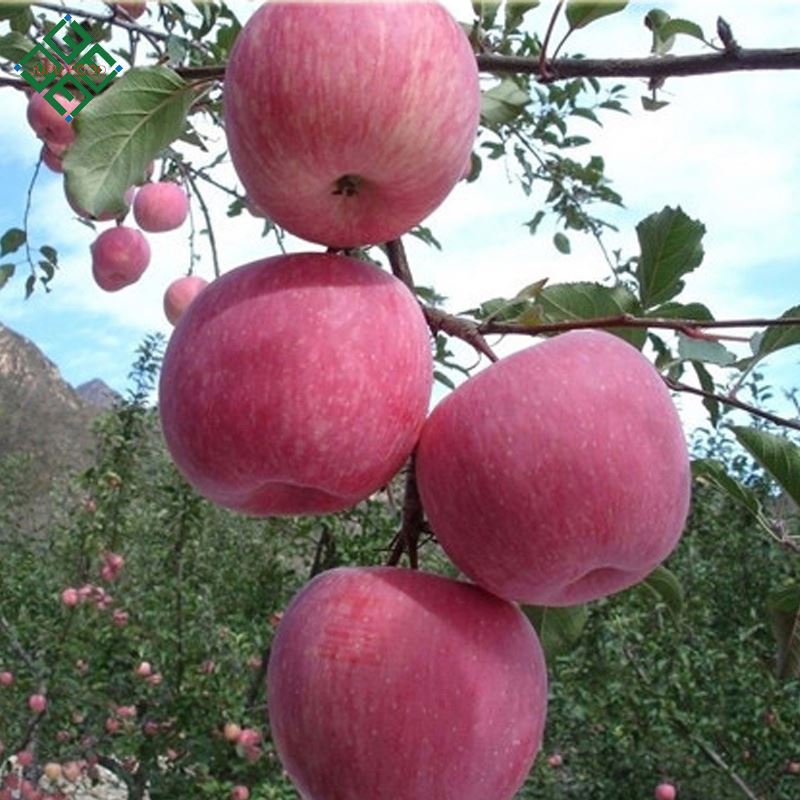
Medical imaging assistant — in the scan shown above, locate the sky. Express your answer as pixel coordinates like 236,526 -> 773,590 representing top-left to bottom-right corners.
0,0 -> 798,435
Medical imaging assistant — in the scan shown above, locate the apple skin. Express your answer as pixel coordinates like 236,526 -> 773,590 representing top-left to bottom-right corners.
133,182 -> 189,233
41,144 -> 64,173
159,252 -> 432,516
268,567 -> 548,800
655,782 -> 677,800
27,92 -> 78,146
416,330 -> 691,606
224,2 -> 479,248
91,226 -> 151,292
163,275 -> 208,325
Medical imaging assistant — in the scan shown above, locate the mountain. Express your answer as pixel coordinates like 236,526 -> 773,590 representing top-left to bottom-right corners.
77,378 -> 120,410
0,321 -> 107,523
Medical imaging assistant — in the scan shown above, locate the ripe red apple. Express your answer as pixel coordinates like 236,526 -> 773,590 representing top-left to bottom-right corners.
114,1 -> 146,19
27,92 -> 78,146
547,753 -> 563,768
135,661 -> 152,678
91,226 -> 151,292
28,693 -> 47,713
655,782 -> 677,800
61,587 -> 79,607
416,330 -> 691,606
41,144 -> 64,173
0,671 -> 13,686
159,252 -> 432,515
230,787 -> 250,800
268,567 -> 547,800
787,761 -> 800,774
224,2 -> 479,247
163,275 -> 208,325
133,182 -> 189,232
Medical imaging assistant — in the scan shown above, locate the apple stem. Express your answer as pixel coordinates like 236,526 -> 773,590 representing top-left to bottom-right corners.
332,174 -> 362,197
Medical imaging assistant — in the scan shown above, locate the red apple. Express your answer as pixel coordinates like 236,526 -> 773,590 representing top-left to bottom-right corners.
91,226 -> 151,292
61,762 -> 81,783
0,671 -> 12,686
268,567 -> 547,800
230,787 -> 250,800
16,749 -> 34,767
61,587 -> 79,607
547,753 -> 563,768
163,275 -> 208,326
27,92 -> 78,146
416,330 -> 691,606
133,182 -> 189,232
41,144 -> 64,173
28,693 -> 47,713
135,661 -> 152,678
787,761 -> 800,774
224,2 -> 479,247
113,2 -> 146,19
159,253 -> 432,516
655,782 -> 677,800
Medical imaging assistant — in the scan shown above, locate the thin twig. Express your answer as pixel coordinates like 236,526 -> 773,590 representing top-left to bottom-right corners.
538,0 -> 565,78
181,167 -> 220,278
23,157 -> 43,279
665,379 -> 800,433
32,1 -> 169,40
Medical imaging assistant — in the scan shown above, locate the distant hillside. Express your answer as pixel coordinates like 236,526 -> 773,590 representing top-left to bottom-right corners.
0,322 -> 109,523
77,378 -> 121,410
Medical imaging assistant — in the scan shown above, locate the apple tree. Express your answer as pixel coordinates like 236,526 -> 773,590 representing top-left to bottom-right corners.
1,2 -> 800,799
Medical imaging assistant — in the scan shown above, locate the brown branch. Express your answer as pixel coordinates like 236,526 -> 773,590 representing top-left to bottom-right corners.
480,314 -> 800,337
666,379 -> 800,433
31,1 -> 169,40
478,48 -> 800,81
387,458 -> 424,569
180,166 -> 220,279
168,47 -> 800,86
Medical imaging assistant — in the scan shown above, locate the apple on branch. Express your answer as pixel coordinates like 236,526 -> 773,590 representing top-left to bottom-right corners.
159,252 -> 432,515
268,567 -> 548,800
91,226 -> 151,292
416,330 -> 691,606
224,1 -> 479,247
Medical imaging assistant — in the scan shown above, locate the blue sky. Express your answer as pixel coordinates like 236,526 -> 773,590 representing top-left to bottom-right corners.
0,1 -> 798,432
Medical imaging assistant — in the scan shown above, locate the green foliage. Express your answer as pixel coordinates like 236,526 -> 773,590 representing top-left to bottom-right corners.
64,67 -> 197,217
565,0 -> 629,32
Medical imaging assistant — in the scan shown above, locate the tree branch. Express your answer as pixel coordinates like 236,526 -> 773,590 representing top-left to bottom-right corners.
387,458 -> 424,569
31,1 -> 169,41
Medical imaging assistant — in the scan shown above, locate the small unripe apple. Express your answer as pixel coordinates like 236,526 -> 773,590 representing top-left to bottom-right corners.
105,717 -> 120,734
135,661 -> 152,678
143,721 -> 159,736
223,722 -> 242,743
91,226 -> 151,292
112,609 -> 129,627
43,763 -> 62,782
655,782 -> 677,800
163,275 -> 208,325
61,587 -> 79,607
0,671 -> 14,686
133,182 -> 189,232
147,672 -> 163,686
547,753 -> 563,768
28,693 -> 47,713
27,92 -> 78,146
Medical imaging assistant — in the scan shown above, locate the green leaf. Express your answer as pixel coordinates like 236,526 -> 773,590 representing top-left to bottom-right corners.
535,282 -> 646,348
522,604 -> 588,658
638,566 -> 684,619
677,333 -> 736,366
641,96 -> 670,112
691,361 -> 720,426
24,273 -> 35,299
505,0 -> 541,32
0,32 -> 35,63
565,0 -> 628,30
480,78 -> 530,126
433,370 -> 455,390
635,206 -> 705,308
39,245 -> 57,265
659,18 -> 705,45
473,0 -> 502,29
553,232 -> 571,254
752,305 -> 800,362
409,225 -> 442,251
767,586 -> 800,679
648,301 -> 714,322
0,228 -> 26,257
691,459 -> 777,539
0,263 -> 15,289
731,427 -> 800,509
64,67 -> 196,218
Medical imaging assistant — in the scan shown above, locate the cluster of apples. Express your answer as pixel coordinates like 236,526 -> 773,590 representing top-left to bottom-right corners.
156,2 -> 691,798
25,88 -> 205,323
